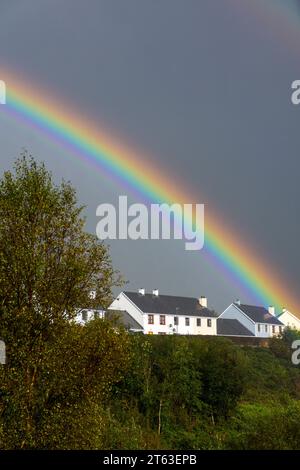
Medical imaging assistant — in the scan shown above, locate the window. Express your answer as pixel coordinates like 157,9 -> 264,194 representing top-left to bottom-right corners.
148,314 -> 154,325
174,316 -> 178,326
82,310 -> 88,322
279,326 -> 282,334
158,332 -> 167,335
207,319 -> 212,327
272,325 -> 275,334
265,325 -> 268,333
197,318 -> 201,327
258,324 -> 261,332
160,315 -> 166,325
185,317 -> 190,326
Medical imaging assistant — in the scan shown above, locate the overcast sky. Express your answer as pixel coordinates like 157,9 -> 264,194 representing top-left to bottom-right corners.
0,0 -> 299,312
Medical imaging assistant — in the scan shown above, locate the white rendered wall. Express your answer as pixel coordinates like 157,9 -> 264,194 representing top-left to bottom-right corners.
75,309 -> 105,325
108,293 -> 144,328
144,313 -> 217,336
279,311 -> 300,330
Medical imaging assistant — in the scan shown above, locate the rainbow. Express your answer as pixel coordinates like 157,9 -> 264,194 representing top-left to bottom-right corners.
0,67 -> 298,315
230,0 -> 300,55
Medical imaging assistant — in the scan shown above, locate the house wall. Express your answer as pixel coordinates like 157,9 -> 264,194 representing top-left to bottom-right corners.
108,293 -> 144,328
279,311 -> 300,330
220,304 -> 282,338
109,293 -> 217,335
75,309 -> 105,325
254,323 -> 282,338
144,313 -> 217,336
255,323 -> 270,338
220,304 -> 255,335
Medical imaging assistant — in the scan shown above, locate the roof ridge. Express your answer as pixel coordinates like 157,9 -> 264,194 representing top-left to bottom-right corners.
124,290 -> 199,300
238,303 -> 268,309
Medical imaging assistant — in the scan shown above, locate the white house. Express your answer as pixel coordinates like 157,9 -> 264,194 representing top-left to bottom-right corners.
219,301 -> 284,338
75,288 -> 290,340
75,308 -> 105,325
277,309 -> 300,330
74,290 -> 105,325
108,289 -> 219,335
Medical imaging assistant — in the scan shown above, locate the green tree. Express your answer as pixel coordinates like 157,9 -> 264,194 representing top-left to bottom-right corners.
192,337 -> 249,420
225,399 -> 300,450
0,154 -> 126,448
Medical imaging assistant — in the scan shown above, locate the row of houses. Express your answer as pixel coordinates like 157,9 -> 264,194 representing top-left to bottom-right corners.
76,288 -> 300,339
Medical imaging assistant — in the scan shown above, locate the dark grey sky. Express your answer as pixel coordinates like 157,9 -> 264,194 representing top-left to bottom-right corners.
0,0 -> 299,312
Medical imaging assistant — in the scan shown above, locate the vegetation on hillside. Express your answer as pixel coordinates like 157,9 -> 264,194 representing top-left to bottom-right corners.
0,155 -> 299,450
103,331 -> 300,450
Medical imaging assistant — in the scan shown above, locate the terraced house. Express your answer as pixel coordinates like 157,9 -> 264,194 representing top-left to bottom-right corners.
108,289 -> 218,335
76,288 -> 287,338
107,289 -> 286,338
219,302 -> 284,338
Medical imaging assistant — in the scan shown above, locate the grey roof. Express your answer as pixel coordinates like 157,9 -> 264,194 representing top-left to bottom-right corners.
106,310 -> 143,330
235,303 -> 283,325
123,291 -> 219,317
217,318 -> 254,337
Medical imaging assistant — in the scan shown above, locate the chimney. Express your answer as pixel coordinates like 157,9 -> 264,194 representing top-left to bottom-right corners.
199,296 -> 207,308
236,299 -> 241,306
138,288 -> 145,296
268,305 -> 275,316
152,289 -> 159,297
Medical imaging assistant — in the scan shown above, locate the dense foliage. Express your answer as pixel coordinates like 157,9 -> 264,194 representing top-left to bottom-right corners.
0,155 -> 126,448
104,331 -> 300,450
0,155 -> 300,450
